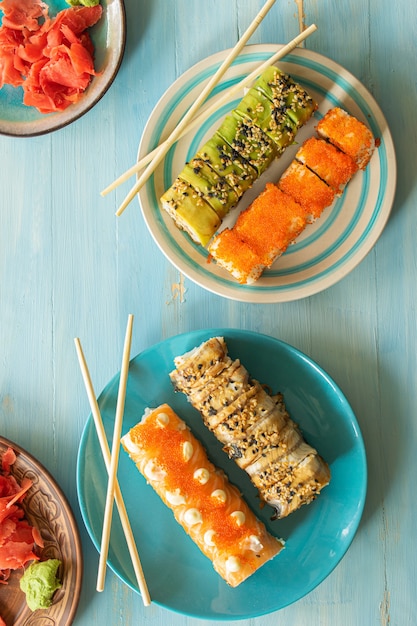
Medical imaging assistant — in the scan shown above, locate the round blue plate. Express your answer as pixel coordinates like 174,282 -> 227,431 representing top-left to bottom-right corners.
77,329 -> 367,620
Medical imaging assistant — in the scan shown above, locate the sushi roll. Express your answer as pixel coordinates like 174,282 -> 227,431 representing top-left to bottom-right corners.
160,179 -> 221,246
160,65 -> 316,245
121,404 -> 284,587
316,107 -> 375,170
234,183 -> 307,265
295,136 -> 358,195
217,111 -> 278,176
277,161 -> 336,221
196,132 -> 258,197
207,183 -> 308,283
207,106 -> 376,284
170,339 -> 331,519
178,158 -> 239,219
254,66 -> 317,129
208,228 -> 266,285
235,86 -> 299,155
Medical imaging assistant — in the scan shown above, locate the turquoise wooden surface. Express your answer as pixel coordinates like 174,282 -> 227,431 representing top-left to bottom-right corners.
0,0 -> 416,624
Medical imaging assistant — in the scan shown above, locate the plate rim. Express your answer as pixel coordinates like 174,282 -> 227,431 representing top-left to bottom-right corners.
0,435 -> 84,625
76,328 -> 367,620
0,0 -> 126,138
137,44 -> 397,303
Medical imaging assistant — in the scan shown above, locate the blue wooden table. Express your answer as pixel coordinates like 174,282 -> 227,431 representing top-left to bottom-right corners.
1,1 -> 416,624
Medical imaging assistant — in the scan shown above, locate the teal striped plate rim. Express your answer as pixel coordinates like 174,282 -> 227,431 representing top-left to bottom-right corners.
138,45 -> 396,303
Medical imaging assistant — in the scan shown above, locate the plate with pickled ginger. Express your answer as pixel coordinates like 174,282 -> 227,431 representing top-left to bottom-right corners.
0,0 -> 125,136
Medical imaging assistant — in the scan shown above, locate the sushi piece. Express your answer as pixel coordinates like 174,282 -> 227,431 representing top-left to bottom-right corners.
316,107 -> 375,170
234,183 -> 307,265
207,183 -> 307,282
160,179 -> 221,245
178,158 -> 238,219
196,132 -> 258,197
278,161 -> 335,221
208,228 -> 266,285
121,404 -> 284,587
254,66 -> 317,129
295,136 -> 358,195
217,111 -> 277,175
235,86 -> 298,154
170,338 -> 331,519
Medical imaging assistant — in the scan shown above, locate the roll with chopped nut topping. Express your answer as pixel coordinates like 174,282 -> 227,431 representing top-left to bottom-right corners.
170,338 -> 331,519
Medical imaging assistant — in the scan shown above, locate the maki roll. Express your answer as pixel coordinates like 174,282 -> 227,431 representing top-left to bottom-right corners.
121,404 -> 284,587
160,65 -> 317,245
208,228 -> 267,285
277,160 -> 336,221
295,136 -> 358,195
170,338 -> 331,519
160,179 -> 221,246
316,107 -> 375,170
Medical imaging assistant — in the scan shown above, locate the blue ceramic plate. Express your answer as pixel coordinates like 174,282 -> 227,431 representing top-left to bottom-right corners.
0,0 -> 125,137
77,329 -> 367,620
138,45 -> 396,303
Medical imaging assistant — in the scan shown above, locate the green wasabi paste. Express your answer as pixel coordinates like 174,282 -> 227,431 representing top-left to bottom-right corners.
20,559 -> 62,612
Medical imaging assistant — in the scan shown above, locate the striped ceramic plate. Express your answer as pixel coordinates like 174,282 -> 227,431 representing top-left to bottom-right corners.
138,45 -> 396,303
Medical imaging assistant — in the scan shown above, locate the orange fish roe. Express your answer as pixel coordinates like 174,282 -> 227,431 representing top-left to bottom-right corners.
295,136 -> 358,194
234,184 -> 306,265
316,107 -> 375,170
278,161 -> 335,220
208,228 -> 266,284
121,404 -> 283,587
207,108 -> 376,285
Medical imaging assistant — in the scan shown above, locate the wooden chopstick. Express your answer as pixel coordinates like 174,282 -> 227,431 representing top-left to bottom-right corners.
96,314 -> 134,592
113,23 -> 317,216
99,0 -> 276,199
74,332 -> 151,605
74,335 -> 151,605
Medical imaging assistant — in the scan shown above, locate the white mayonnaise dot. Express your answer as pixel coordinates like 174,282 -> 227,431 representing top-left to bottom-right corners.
230,511 -> 246,526
183,508 -> 202,526
182,441 -> 193,462
211,489 -> 227,503
247,535 -> 263,552
120,434 -> 139,455
204,529 -> 216,547
226,556 -> 241,573
143,460 -> 166,482
156,411 -> 169,427
193,468 -> 210,484
165,489 -> 186,506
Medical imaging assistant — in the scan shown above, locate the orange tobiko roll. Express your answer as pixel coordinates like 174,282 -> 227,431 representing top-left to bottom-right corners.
121,404 -> 284,587
316,107 -> 375,170
295,136 -> 358,195
278,161 -> 335,220
234,183 -> 307,265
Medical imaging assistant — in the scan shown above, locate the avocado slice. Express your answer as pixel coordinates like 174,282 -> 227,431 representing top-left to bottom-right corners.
235,86 -> 297,154
255,66 -> 317,128
196,133 -> 258,197
217,111 -> 277,175
160,179 -> 221,246
178,158 -> 238,219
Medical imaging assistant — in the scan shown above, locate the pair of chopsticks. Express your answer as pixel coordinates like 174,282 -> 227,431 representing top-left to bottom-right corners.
74,315 -> 151,606
101,1 -> 317,217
